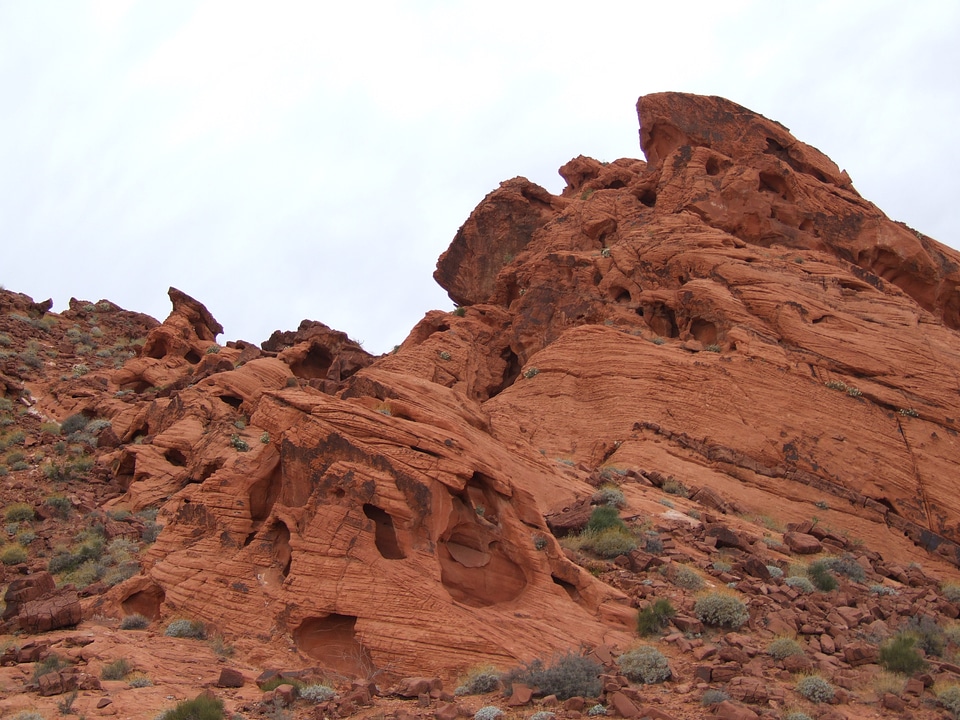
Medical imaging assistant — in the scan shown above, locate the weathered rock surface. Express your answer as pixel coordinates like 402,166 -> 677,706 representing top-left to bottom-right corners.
10,92 -> 960,719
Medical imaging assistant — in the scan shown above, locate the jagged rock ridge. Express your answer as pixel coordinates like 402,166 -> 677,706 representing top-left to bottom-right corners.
3,93 -> 960,715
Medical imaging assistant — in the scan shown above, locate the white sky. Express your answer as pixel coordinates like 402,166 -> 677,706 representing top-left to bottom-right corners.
1,1 -> 957,354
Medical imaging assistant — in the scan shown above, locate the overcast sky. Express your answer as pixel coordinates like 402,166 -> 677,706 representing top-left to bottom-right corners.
1,1 -> 957,354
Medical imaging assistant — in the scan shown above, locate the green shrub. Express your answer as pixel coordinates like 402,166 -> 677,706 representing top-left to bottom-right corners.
694,592 -> 749,628
128,672 -> 152,687
938,684 -> 960,718
795,675 -> 835,703
879,633 -> 926,674
101,657 -> 131,680
120,614 -> 150,630
586,506 -> 625,534
164,618 -> 207,639
455,665 -> 502,695
59,413 -> 89,435
807,560 -> 837,591
701,689 -> 730,706
636,599 -> 675,636
230,434 -> 249,452
767,637 -> 804,660
474,707 -> 504,720
503,651 -> 602,700
4,502 -> 34,522
617,646 -> 671,684
904,616 -> 946,657
0,545 -> 27,565
582,527 -> 637,558
33,653 -> 66,681
44,494 -> 72,518
156,694 -> 225,720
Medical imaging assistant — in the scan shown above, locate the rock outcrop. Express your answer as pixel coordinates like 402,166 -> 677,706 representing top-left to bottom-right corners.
18,92 -> 960,691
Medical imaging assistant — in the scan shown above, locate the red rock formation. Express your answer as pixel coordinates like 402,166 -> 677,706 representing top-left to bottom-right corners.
43,91 -> 960,687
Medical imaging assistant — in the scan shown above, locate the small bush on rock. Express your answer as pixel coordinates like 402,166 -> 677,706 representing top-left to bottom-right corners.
825,554 -> 866,582
586,704 -> 607,716
943,582 -> 960,603
60,413 -> 89,435
156,694 -> 225,720
592,485 -> 626,508
672,566 -> 705,591
618,646 -> 671,684
4,502 -> 34,522
701,689 -> 730,706
101,657 -> 131,680
694,591 -> 749,628
785,576 -> 814,593
300,684 -> 336,702
784,713 -> 813,720
807,560 -> 837,592
121,613 -> 150,630
636,598 -> 675,636
583,527 -> 637,558
455,665 -> 501,695
586,506 -> 625,534
474,706 -> 503,720
904,616 -> 946,657
1,545 -> 27,565
938,684 -> 960,718
796,675 -> 835,703
164,618 -> 207,640
879,633 -> 926,674
503,651 -> 601,700
768,637 -> 804,660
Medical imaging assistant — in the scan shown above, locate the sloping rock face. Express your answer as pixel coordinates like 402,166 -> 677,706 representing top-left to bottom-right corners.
79,92 -> 960,681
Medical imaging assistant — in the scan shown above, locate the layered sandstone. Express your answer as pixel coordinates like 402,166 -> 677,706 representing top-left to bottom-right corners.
19,92 -> 960,689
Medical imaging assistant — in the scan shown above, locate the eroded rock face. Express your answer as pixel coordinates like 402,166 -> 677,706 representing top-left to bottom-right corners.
79,92 -> 960,681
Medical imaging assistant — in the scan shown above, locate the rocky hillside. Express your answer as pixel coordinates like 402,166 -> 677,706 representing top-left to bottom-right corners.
3,92 -> 960,719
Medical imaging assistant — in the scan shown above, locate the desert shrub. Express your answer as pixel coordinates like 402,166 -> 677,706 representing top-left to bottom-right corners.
258,676 -> 307,692
33,653 -> 66,681
4,502 -> 34,522
636,598 -> 675,636
156,694 -> 225,720
872,671 -> 905,696
644,534 -> 664,554
0,545 -> 27,565
44,494 -> 72,518
711,560 -> 732,573
694,592 -> 749,628
807,560 -> 837,591
701,689 -> 730,706
128,672 -> 152,687
785,576 -> 814,593
904,616 -> 946,657
586,704 -> 606,716
662,478 -> 688,497
943,582 -> 960,603
582,527 -> 637,558
455,665 -> 502,695
300,683 -> 336,702
503,651 -> 601,700
11,712 -> 45,720
230,434 -> 249,452
164,618 -> 207,640
938,684 -> 960,718
586,506 -> 625,534
474,707 -> 503,720
121,614 -> 150,630
592,485 -> 626,508
870,584 -> 899,596
767,565 -> 784,578
530,713 -> 556,720
617,646 -> 671,684
824,555 -> 866,583
767,637 -> 804,660
795,675 -> 835,703
879,633 -> 926,673
673,566 -> 705,591
60,413 -> 89,435
17,530 -> 36,545
784,714 -> 813,720
101,657 -> 131,680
